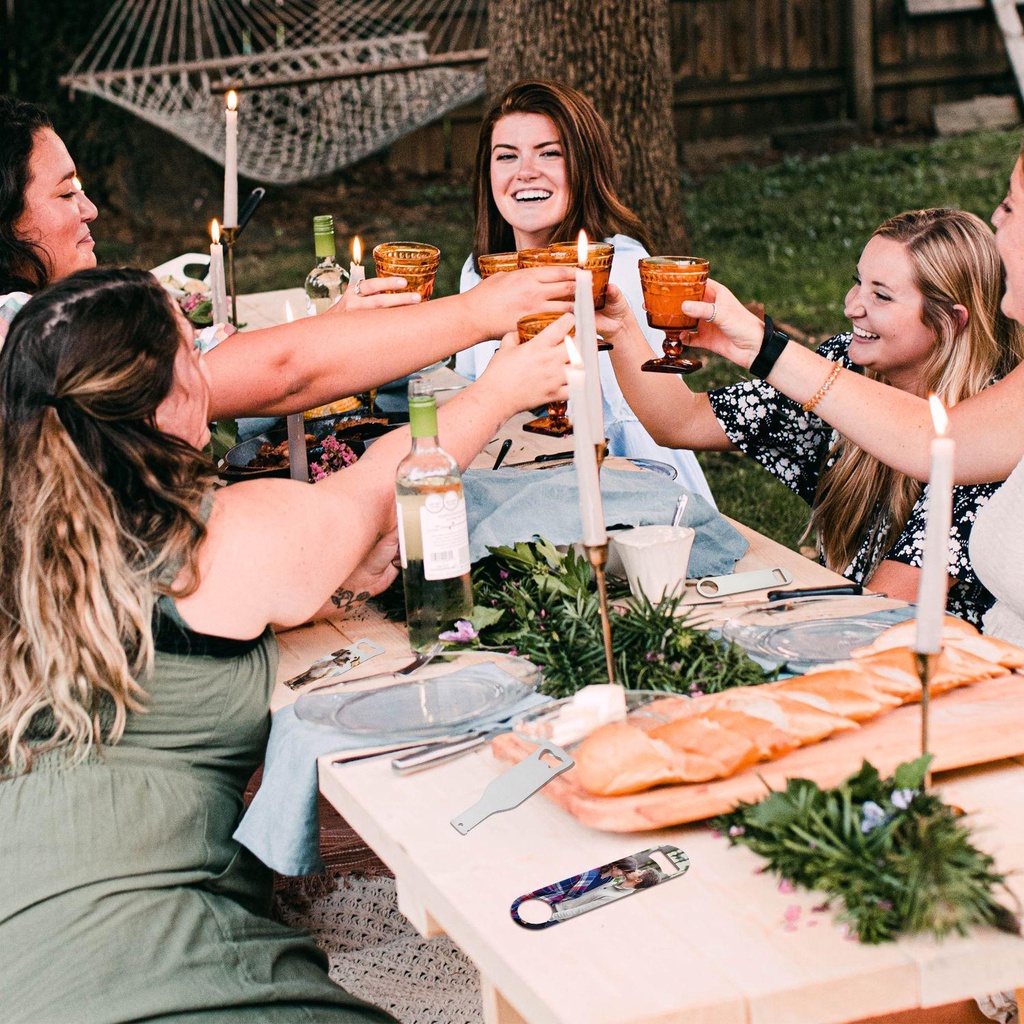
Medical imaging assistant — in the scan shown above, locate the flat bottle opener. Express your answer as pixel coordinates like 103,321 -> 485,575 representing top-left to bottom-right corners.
283,637 -> 386,690
695,566 -> 793,599
451,742 -> 574,835
510,844 -> 690,929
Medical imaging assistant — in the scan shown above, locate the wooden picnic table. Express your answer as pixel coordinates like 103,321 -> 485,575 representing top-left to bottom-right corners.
249,288 -> 1024,1024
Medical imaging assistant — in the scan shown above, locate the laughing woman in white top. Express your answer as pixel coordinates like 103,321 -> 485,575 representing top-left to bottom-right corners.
455,79 -> 714,505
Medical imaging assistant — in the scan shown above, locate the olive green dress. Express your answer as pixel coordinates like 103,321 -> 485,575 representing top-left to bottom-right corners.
0,597 -> 394,1024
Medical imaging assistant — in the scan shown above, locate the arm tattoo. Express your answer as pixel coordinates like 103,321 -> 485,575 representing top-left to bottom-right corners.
329,587 -> 371,613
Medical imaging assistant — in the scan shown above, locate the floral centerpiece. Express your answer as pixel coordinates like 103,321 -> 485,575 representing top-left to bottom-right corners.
714,755 -> 1020,943
437,538 -> 770,699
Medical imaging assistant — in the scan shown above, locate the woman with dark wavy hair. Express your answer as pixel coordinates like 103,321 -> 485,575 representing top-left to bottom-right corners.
0,266 -> 570,1021
0,93 -> 576,416
456,79 -> 714,504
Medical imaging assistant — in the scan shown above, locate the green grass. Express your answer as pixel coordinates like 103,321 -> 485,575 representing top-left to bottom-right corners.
687,130 -> 1020,336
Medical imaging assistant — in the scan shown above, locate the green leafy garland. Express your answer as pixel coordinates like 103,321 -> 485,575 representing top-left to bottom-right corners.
465,539 -> 770,698
713,756 -> 1020,944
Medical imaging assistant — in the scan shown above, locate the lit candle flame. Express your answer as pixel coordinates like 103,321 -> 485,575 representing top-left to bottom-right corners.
928,393 -> 949,435
72,176 -> 83,192
564,334 -> 584,368
577,229 -> 588,268
283,300 -> 295,323
226,90 -> 238,112
352,236 -> 362,264
210,219 -> 221,244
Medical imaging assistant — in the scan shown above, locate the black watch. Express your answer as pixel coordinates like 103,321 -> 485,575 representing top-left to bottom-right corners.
749,315 -> 789,379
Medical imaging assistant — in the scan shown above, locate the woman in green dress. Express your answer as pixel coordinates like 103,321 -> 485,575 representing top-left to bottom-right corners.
0,267 -> 571,1022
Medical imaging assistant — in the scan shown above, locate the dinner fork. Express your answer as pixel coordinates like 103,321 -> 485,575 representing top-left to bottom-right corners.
300,641 -> 445,696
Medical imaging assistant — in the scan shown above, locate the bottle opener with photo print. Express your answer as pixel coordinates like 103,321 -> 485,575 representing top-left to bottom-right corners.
510,844 -> 690,929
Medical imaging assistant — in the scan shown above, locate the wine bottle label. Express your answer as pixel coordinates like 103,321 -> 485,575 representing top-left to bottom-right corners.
420,491 -> 470,580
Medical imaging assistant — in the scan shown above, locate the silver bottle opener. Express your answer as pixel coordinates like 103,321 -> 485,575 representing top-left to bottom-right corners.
451,742 -> 574,834
695,566 -> 793,599
511,844 -> 691,929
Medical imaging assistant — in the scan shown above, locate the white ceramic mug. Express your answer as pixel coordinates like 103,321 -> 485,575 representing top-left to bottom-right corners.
612,525 -> 696,602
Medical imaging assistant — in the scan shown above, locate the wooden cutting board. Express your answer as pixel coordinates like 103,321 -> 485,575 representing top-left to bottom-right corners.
491,673 -> 1024,832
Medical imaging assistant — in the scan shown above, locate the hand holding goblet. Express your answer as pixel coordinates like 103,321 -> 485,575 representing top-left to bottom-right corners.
638,256 -> 710,374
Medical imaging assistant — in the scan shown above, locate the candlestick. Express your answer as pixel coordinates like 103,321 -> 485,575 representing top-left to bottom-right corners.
566,343 -> 606,547
348,236 -> 365,294
220,225 -> 238,326
209,220 -> 228,326
914,396 -> 954,655
576,231 -> 603,441
586,543 -> 617,685
223,91 -> 239,228
282,301 -> 309,482
913,652 -> 935,789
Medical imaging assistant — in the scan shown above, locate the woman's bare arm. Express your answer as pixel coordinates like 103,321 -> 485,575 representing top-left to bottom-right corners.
597,284 -> 735,452
684,279 -> 1024,484
205,266 -> 575,419
177,315 -> 573,635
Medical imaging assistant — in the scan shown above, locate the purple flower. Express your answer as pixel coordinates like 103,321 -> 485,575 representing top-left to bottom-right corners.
860,801 -> 888,834
890,789 -> 916,811
499,570 -> 509,580
438,619 -> 478,643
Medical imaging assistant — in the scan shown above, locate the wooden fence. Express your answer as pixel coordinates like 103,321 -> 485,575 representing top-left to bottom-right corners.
389,0 -> 1017,172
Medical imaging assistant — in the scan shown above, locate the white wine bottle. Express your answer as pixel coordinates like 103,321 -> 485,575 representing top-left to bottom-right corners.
304,214 -> 343,316
395,380 -> 473,651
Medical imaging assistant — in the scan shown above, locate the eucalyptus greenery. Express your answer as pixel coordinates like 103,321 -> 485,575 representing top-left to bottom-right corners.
714,756 -> 1020,944
467,539 -> 770,698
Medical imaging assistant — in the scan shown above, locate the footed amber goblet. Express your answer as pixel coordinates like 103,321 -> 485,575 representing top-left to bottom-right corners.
372,242 -> 441,299
477,252 -> 519,278
549,240 -> 615,309
517,312 -> 572,437
638,256 -> 709,374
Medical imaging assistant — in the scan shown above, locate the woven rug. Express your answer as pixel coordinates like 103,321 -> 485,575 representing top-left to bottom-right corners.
275,876 -> 484,1024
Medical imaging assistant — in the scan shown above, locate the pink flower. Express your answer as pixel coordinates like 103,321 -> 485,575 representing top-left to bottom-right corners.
777,879 -> 795,895
438,620 -> 478,643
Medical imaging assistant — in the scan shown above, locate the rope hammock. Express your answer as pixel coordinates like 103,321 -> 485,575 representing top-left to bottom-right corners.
60,0 -> 487,184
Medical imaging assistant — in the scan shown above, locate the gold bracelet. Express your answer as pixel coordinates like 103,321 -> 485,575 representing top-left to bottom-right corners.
802,362 -> 842,413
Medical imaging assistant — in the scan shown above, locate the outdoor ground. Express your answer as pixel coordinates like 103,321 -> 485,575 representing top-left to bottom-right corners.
94,127 -> 1022,553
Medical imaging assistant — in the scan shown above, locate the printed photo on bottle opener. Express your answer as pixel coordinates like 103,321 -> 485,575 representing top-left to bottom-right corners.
510,844 -> 690,929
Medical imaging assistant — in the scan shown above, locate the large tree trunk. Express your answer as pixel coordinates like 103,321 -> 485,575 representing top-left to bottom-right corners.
486,0 -> 690,253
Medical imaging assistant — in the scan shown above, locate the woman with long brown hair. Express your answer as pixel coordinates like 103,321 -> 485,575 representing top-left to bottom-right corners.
455,79 -> 714,503
599,208 -> 1024,625
0,267 -> 571,1021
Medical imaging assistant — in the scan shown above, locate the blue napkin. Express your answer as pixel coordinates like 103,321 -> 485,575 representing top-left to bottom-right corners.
234,667 -> 548,876
463,466 -> 747,576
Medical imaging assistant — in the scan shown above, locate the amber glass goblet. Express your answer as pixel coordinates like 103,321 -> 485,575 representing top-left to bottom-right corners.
372,242 -> 441,299
549,241 -> 615,309
517,312 -> 572,437
520,245 -> 613,351
638,256 -> 709,374
477,252 -> 519,278
517,247 -> 575,269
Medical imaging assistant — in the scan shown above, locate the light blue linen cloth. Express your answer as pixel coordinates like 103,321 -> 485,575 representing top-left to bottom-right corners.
234,666 -> 548,876
463,466 -> 746,575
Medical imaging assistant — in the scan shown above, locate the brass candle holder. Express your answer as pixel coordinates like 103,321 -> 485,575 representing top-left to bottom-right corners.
913,650 -> 936,789
585,437 -> 614,684
585,542 -> 616,685
220,225 -> 239,327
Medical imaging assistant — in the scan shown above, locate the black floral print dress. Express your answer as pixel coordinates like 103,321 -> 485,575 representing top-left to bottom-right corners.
706,334 -> 999,626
